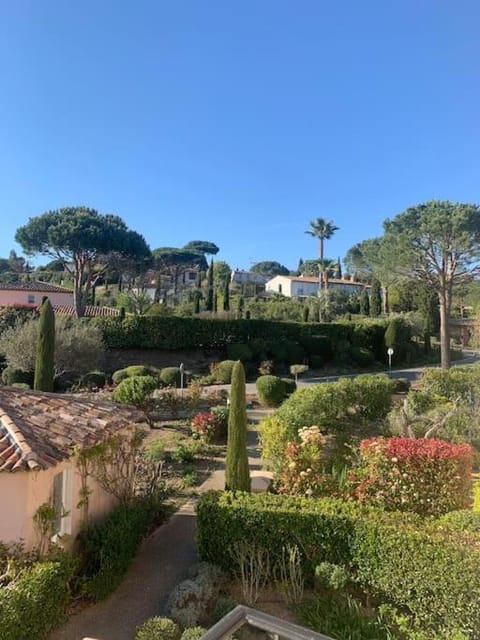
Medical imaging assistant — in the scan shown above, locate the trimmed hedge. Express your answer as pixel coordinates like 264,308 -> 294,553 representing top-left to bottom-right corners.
96,316 -> 401,355
256,375 -> 286,407
0,558 -> 75,640
196,491 -> 480,638
112,375 -> 158,406
79,496 -> 166,601
160,367 -> 182,388
1,366 -> 33,387
211,360 -> 236,383
112,365 -> 160,385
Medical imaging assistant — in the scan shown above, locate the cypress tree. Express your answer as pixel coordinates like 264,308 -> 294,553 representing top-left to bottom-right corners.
359,288 -> 370,316
303,305 -> 310,322
206,260 -> 214,311
336,257 -> 342,279
370,279 -> 382,317
237,295 -> 245,318
213,291 -> 218,313
34,297 -> 55,392
225,361 -> 251,492
223,278 -> 230,311
193,289 -> 202,314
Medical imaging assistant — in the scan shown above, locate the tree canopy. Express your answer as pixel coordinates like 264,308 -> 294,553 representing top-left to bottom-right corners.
305,217 -> 339,261
15,207 -> 150,317
183,240 -> 219,255
250,261 -> 289,276
383,200 -> 480,367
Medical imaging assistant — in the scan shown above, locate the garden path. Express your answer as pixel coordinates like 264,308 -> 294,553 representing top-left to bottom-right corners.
49,410 -> 273,640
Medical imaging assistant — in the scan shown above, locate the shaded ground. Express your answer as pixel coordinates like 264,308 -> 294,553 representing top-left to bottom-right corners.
50,409 -> 273,640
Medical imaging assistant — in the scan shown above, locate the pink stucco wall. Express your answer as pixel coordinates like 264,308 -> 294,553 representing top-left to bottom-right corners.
0,290 -> 73,308
0,459 -> 119,549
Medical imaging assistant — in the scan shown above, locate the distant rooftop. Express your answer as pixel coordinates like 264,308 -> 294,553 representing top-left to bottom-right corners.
0,280 -> 72,293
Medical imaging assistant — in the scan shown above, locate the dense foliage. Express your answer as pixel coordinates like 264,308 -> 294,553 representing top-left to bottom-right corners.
33,297 -> 55,391
0,557 -> 75,640
255,375 -> 286,407
354,437 -> 473,516
197,491 -> 480,638
225,361 -> 250,491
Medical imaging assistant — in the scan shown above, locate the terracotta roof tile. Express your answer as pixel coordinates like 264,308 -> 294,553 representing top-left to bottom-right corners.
52,305 -> 120,317
0,280 -> 73,293
0,388 -> 144,472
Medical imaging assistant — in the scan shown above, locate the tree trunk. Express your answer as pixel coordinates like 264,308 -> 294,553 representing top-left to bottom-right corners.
73,259 -> 86,318
382,286 -> 389,315
439,291 -> 451,369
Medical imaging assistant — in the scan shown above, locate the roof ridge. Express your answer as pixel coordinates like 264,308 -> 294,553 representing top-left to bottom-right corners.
0,405 -> 41,470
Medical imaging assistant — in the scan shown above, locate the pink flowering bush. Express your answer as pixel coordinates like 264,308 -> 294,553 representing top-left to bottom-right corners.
190,412 -> 222,443
352,436 -> 473,516
277,427 -> 335,498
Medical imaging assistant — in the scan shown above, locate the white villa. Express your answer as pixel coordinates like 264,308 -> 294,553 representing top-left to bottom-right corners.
265,275 -> 370,298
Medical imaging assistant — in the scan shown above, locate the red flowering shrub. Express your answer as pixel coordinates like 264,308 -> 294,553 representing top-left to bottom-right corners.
277,427 -> 335,497
191,412 -> 222,442
353,436 -> 473,516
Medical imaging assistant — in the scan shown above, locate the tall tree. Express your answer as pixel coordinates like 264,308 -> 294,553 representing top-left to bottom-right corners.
223,278 -> 230,311
250,261 -> 289,276
370,279 -> 382,316
205,259 -> 214,312
183,240 -> 219,256
359,288 -> 370,316
225,361 -> 251,492
34,298 -> 55,392
16,207 -> 150,317
305,218 -> 339,321
383,200 -> 480,368
152,248 -> 207,301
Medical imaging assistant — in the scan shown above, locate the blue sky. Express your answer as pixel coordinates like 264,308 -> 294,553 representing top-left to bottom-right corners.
0,1 -> 479,271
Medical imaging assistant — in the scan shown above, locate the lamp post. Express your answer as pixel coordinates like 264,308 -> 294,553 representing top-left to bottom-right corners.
387,347 -> 394,371
179,362 -> 185,395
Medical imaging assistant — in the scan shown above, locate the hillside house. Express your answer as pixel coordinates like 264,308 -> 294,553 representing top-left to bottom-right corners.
265,275 -> 370,297
0,281 -> 74,308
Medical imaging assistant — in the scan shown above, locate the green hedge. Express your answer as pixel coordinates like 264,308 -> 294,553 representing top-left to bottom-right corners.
79,496 -> 166,601
196,491 -> 480,637
0,558 -> 75,640
96,316 -> 397,355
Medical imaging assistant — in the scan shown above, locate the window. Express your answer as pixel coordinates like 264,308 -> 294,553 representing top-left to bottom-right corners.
52,467 -> 73,538
27,294 -> 35,304
188,272 -> 197,280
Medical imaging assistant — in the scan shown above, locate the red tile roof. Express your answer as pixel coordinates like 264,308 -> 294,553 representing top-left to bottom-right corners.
0,280 -> 73,293
0,389 -> 144,472
52,305 -> 120,317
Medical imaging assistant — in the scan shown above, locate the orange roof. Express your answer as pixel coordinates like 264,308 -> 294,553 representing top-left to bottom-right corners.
0,389 -> 143,472
0,280 -> 72,293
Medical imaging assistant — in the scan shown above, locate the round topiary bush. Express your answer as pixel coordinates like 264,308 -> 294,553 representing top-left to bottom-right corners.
256,375 -> 286,407
212,360 -> 236,384
226,343 -> 253,362
111,368 -> 130,385
79,371 -> 107,389
112,375 -> 158,406
180,627 -> 206,640
348,346 -> 375,368
1,367 -> 34,387
135,617 -> 181,640
160,367 -> 182,388
112,365 -> 159,385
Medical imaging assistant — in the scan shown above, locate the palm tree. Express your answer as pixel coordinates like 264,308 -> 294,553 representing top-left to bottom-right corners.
306,219 -> 339,321
305,218 -> 339,262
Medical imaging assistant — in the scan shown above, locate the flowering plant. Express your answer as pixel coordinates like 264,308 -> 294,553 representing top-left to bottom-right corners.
191,412 -> 222,443
352,436 -> 473,516
277,426 -> 334,498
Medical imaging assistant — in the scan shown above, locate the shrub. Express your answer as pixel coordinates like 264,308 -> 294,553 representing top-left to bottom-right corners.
181,627 -> 206,640
135,617 -> 181,640
277,427 -> 333,498
211,596 -> 237,623
226,343 -> 253,362
197,491 -> 480,638
11,382 -> 31,390
210,405 -> 229,437
80,496 -> 166,601
256,375 -> 286,407
112,375 -> 158,406
354,437 -> 473,516
419,365 -> 480,402
384,317 -> 411,362
166,563 -> 225,628
438,510 -> 480,533
281,378 -> 297,396
225,361 -> 250,492
112,365 -> 159,385
260,375 -> 395,471
348,346 -> 374,367
211,360 -> 236,383
112,367 -> 130,384
1,366 -> 33,387
79,371 -> 107,389
314,562 -> 350,591
191,412 -> 222,443
0,558 -> 75,640
160,367 -> 182,388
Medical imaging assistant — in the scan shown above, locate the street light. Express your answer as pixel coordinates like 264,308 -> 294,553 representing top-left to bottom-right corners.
387,348 -> 394,371
179,362 -> 185,394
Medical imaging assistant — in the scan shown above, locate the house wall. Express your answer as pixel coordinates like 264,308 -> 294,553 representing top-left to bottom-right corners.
0,459 -> 119,549
0,290 -> 73,308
